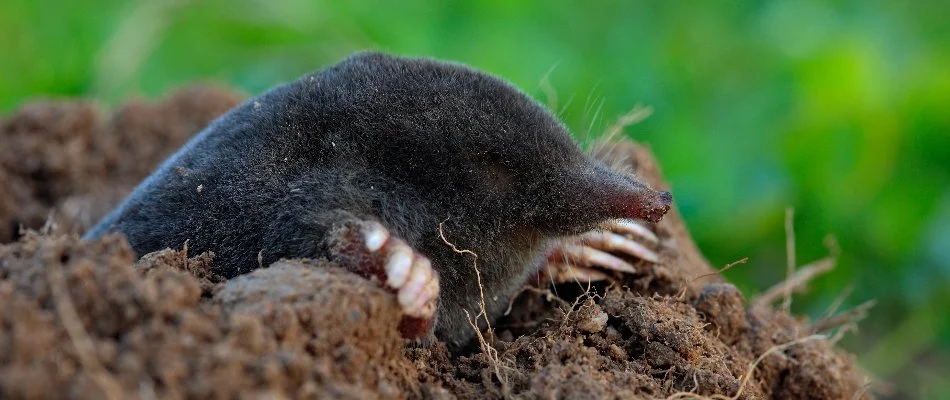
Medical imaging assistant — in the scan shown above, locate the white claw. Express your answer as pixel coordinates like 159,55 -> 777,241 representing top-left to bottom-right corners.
625,240 -> 659,264
398,258 -> 431,307
580,231 -> 660,264
405,301 -> 435,319
408,288 -> 433,317
385,246 -> 413,288
409,275 -> 439,316
561,244 -> 638,274
415,300 -> 437,318
363,222 -> 389,252
547,262 -> 611,282
605,219 -> 660,247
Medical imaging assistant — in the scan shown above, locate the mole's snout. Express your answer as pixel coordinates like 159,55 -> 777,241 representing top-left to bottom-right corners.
541,163 -> 673,231
639,190 -> 673,223
601,182 -> 672,223
579,162 -> 673,224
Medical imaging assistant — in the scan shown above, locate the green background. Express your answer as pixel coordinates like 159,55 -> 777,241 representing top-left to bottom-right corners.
2,1 -> 948,397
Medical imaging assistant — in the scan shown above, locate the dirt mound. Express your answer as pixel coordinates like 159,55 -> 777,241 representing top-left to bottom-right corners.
0,85 -> 245,242
0,233 -> 419,399
0,88 -> 870,399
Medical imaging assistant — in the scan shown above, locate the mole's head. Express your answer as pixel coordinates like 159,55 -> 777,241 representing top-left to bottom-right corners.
314,52 -> 672,240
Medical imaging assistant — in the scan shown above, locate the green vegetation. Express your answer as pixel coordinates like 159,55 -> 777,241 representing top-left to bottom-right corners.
2,0 -> 947,397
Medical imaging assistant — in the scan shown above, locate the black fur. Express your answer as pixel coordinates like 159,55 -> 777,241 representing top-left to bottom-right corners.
85,52 -> 670,350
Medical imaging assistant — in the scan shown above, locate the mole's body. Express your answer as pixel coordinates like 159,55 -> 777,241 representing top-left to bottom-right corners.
85,52 -> 671,350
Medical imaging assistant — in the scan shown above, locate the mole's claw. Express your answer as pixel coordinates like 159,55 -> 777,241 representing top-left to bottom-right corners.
579,230 -> 659,264
384,244 -> 413,288
541,218 -> 662,285
556,244 -> 638,273
602,219 -> 660,247
544,262 -> 611,283
327,219 -> 440,338
363,221 -> 390,251
398,257 -> 432,310
407,272 -> 440,317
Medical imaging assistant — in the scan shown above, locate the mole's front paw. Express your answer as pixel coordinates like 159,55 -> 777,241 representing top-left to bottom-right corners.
325,220 -> 439,339
543,219 -> 661,283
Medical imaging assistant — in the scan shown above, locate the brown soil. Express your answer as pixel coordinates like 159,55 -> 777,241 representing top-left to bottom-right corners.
0,87 -> 870,399
0,85 -> 245,242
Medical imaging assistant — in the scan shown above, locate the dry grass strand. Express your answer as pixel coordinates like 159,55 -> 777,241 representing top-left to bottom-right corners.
438,220 -> 509,392
811,300 -> 877,334
676,257 -> 749,301
665,334 -> 827,400
752,257 -> 836,308
783,207 -> 795,311
602,103 -> 654,143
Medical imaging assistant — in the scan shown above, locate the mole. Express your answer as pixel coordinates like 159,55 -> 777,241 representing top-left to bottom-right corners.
84,52 -> 672,351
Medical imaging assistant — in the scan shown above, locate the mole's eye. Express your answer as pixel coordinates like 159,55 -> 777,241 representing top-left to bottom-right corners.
481,162 -> 514,193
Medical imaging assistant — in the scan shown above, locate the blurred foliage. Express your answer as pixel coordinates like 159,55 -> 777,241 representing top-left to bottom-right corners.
1,0 -> 948,397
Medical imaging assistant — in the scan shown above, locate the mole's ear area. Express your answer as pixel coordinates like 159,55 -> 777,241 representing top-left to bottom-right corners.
543,161 -> 672,230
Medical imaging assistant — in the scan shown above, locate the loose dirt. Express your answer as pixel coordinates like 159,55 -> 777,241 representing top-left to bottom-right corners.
0,87 -> 870,399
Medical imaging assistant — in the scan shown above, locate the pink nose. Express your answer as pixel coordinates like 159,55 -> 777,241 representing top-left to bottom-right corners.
641,190 -> 673,222
606,186 -> 672,223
